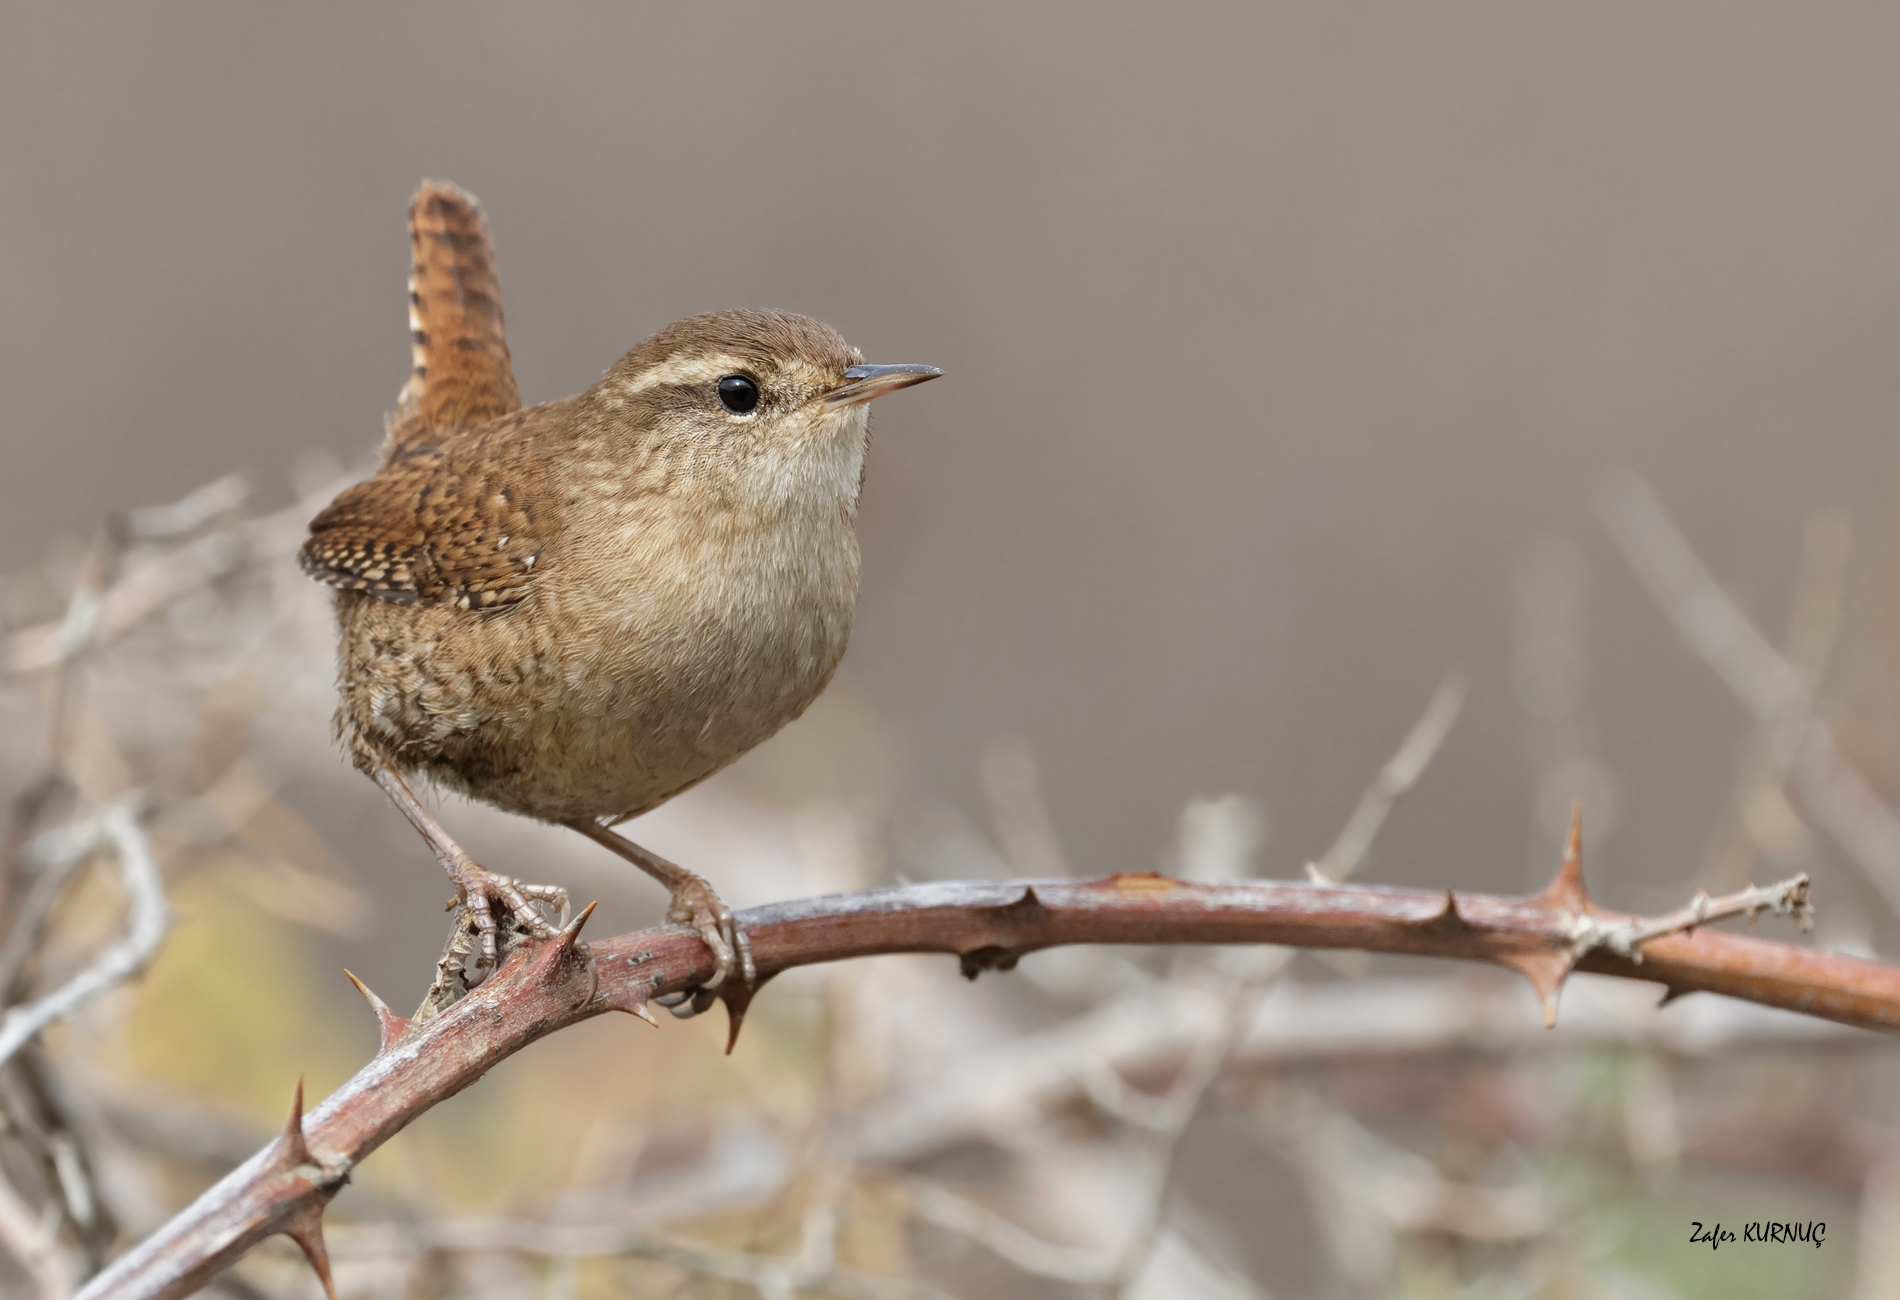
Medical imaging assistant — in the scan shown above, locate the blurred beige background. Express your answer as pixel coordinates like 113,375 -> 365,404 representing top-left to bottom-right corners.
7,2 -> 1900,908
6,5 -> 1900,1296
8,3 -> 1900,923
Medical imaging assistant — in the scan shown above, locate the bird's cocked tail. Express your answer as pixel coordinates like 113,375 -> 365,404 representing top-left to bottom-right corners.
386,180 -> 522,459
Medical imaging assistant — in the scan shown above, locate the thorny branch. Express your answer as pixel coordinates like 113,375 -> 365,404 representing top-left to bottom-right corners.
78,808 -> 1896,1300
916,672 -> 1463,1292
1112,675 -> 1464,1291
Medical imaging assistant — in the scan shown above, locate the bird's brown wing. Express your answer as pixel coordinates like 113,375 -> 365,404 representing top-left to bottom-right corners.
299,444 -> 545,611
386,180 -> 522,459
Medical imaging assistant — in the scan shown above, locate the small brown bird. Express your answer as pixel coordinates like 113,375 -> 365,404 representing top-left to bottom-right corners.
301,180 -> 938,998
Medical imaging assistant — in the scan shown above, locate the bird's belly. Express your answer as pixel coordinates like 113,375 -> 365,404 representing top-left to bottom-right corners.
396,555 -> 857,824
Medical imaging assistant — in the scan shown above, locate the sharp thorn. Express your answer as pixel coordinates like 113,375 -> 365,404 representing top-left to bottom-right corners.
283,1202 -> 337,1300
1411,888 -> 1481,938
560,899 -> 599,945
1499,951 -> 1574,1029
343,968 -> 379,1008
345,969 -> 414,1054
631,998 -> 659,1028
1537,804 -> 1591,913
280,1076 -> 313,1169
720,978 -> 767,1055
528,901 -> 601,994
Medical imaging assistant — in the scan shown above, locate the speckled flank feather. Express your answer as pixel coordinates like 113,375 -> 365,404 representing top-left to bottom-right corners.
389,180 -> 521,455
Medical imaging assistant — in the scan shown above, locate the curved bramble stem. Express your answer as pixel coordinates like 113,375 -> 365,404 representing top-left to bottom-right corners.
75,823 -> 1900,1300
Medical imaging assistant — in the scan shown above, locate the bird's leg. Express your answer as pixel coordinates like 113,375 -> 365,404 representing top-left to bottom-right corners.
565,819 -> 755,993
374,767 -> 568,973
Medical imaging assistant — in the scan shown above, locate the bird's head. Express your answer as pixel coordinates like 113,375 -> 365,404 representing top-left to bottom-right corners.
591,309 -> 939,512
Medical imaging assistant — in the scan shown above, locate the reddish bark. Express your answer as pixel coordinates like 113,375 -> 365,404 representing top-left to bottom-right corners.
77,847 -> 1898,1300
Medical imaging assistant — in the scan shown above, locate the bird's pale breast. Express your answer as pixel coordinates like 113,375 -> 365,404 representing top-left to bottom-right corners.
335,485 -> 861,824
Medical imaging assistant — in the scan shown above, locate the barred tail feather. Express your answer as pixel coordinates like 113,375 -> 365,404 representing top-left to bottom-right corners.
385,180 -> 522,459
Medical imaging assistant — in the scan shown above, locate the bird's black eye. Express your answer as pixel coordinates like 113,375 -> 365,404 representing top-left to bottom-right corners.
717,374 -> 760,414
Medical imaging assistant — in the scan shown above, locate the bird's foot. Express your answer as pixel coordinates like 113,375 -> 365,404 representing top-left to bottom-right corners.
414,864 -> 570,1019
662,872 -> 755,1002
560,818 -> 752,1015
448,858 -> 570,972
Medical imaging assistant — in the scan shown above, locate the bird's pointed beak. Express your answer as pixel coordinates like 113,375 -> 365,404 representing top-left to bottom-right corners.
824,363 -> 942,408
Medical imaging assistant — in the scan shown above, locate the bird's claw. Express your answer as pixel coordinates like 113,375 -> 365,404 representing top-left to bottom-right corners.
665,877 -> 755,1001
654,987 -> 718,1018
453,861 -> 569,971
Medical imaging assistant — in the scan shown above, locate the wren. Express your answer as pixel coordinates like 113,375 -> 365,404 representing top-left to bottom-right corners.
301,180 -> 938,1000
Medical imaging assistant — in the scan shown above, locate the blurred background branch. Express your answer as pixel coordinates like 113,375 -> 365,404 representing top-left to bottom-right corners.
1600,470 -> 1900,919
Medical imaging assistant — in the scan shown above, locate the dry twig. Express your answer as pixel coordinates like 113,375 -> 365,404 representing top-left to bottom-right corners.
899,1179 -> 1109,1287
1566,874 -> 1812,962
1308,672 -> 1467,883
3,504 -> 308,676
1599,470 -> 1900,916
0,799 -> 171,1072
325,1216 -> 959,1300
1698,510 -> 1851,889
1107,966 -> 1273,1295
0,1166 -> 79,1300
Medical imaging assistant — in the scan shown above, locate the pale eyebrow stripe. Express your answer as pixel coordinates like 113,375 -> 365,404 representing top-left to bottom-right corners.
616,353 -> 747,397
